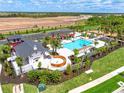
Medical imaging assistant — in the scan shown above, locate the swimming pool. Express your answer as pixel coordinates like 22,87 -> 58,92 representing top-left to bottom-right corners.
63,39 -> 92,50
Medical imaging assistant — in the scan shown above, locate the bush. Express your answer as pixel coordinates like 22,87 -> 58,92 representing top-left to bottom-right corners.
3,61 -> 13,76
65,64 -> 72,75
73,63 -> 80,72
49,70 -> 62,83
39,75 -> 48,84
38,62 -> 41,69
27,70 -> 41,81
28,69 -> 62,84
74,57 -> 82,63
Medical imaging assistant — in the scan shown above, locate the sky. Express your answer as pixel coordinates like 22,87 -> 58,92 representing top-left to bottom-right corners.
0,0 -> 124,13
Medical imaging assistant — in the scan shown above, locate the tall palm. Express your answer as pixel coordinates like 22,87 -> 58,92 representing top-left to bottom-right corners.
50,38 -> 61,54
16,57 -> 23,74
43,36 -> 51,46
2,45 -> 11,54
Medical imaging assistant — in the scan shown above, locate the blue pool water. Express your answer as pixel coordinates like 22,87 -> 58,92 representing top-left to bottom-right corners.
63,39 -> 92,50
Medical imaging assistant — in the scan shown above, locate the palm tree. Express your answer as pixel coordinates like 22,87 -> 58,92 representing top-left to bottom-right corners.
42,36 -> 51,47
2,45 -> 11,54
50,38 -> 61,55
84,58 -> 91,69
16,57 -> 23,74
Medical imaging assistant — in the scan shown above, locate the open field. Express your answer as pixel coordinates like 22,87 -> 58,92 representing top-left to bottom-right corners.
0,16 -> 88,34
43,47 -> 124,93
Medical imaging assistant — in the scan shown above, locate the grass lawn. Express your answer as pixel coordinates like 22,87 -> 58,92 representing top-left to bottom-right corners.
23,83 -> 38,93
2,84 -> 14,93
43,47 -> 124,93
84,74 -> 124,93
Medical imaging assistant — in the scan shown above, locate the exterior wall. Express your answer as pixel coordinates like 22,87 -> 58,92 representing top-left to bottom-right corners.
21,64 -> 33,73
11,61 -> 20,76
28,51 -> 44,69
11,51 -> 44,75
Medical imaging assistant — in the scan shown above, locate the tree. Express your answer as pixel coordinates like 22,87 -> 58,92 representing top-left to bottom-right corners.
42,36 -> 51,46
73,49 -> 79,56
73,63 -> 80,73
0,34 -> 5,39
0,45 -> 11,64
3,61 -> 13,76
50,38 -> 61,54
1,45 -> 11,54
74,57 -> 81,63
16,57 -> 23,74
84,58 -> 91,68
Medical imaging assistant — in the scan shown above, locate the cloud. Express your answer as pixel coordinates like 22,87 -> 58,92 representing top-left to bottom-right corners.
0,0 -> 124,13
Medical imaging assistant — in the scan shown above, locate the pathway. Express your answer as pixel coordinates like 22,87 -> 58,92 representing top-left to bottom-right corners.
69,66 -> 124,93
13,84 -> 24,93
0,84 -> 2,93
0,64 -> 2,74
0,64 -> 3,93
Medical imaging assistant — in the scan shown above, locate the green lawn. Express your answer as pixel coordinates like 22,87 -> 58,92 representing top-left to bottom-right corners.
23,83 -> 38,93
84,74 -> 124,93
43,47 -> 124,93
2,84 -> 13,93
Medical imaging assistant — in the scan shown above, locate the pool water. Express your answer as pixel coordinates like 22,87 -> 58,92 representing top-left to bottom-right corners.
63,39 -> 92,50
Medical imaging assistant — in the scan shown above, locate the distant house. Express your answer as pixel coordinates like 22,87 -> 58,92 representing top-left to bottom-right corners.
7,35 -> 48,75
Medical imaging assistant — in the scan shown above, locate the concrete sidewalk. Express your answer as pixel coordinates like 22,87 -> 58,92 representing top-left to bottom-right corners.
0,84 -> 2,93
69,66 -> 124,93
0,64 -> 2,74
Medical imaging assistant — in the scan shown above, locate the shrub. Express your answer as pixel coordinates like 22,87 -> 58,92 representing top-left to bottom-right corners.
73,63 -> 80,72
3,61 -> 13,76
28,69 -> 62,84
27,70 -> 41,81
65,64 -> 72,75
49,70 -> 62,83
74,57 -> 82,63
38,62 -> 41,69
39,75 -> 48,84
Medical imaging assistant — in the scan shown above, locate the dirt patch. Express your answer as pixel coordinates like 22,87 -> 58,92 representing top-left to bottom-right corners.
0,16 -> 82,34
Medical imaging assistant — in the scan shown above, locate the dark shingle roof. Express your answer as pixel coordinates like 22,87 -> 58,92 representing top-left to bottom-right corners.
14,40 -> 47,65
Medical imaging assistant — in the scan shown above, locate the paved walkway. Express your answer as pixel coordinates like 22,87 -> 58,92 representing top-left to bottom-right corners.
13,84 -> 24,93
0,64 -> 2,74
69,66 -> 124,93
0,84 -> 2,93
0,64 -> 3,93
